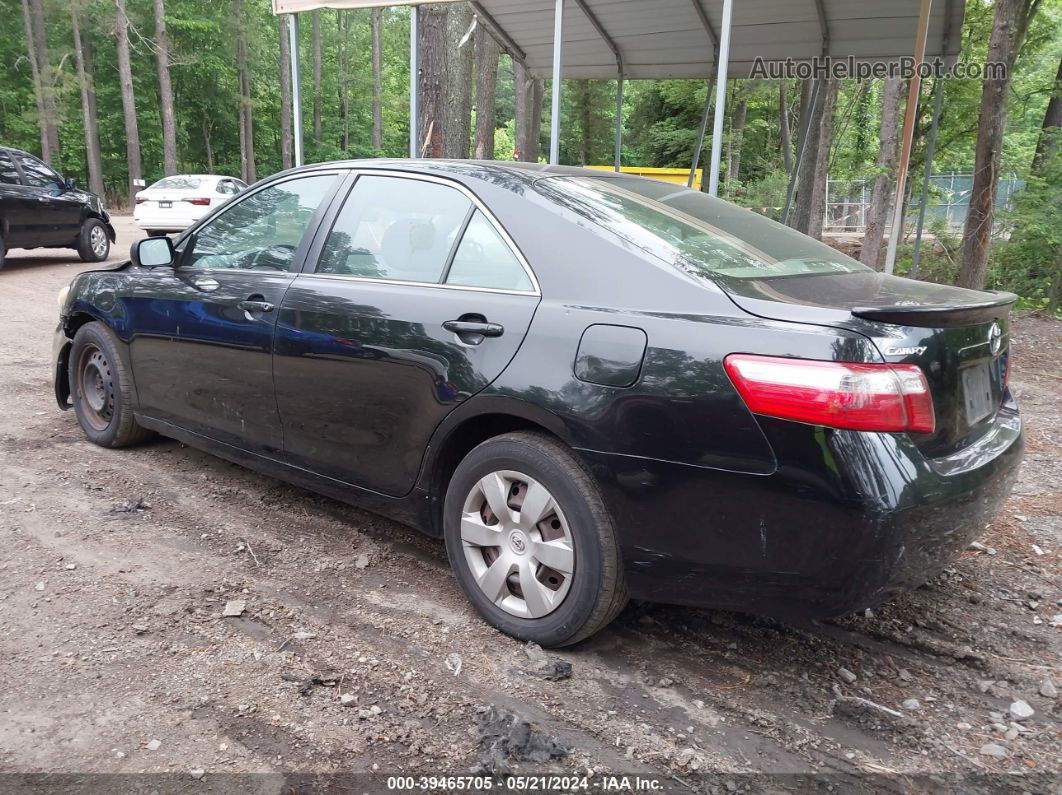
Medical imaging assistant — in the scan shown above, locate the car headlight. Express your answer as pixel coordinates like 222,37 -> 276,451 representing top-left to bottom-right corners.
57,285 -> 70,312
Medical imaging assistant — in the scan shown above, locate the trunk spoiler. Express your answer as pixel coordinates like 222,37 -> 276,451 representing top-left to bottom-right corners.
850,292 -> 1018,327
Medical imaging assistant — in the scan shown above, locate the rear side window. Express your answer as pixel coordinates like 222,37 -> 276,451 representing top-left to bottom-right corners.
317,175 -> 471,283
445,211 -> 533,292
0,151 -> 19,185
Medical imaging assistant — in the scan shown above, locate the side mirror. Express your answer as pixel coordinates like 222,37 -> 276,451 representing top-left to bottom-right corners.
131,236 -> 176,268
62,177 -> 76,191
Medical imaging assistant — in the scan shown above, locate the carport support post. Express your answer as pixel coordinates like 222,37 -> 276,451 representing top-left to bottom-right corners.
614,69 -> 624,171
549,0 -> 565,165
884,0 -> 933,274
910,75 -> 943,280
409,6 -> 419,158
706,0 -> 733,196
289,14 -> 303,167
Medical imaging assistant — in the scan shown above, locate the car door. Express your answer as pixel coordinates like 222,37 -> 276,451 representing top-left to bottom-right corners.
11,151 -> 81,244
272,172 -> 541,497
0,149 -> 29,246
127,171 -> 343,453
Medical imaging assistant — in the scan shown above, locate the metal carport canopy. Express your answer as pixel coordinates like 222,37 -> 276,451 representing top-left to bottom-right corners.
272,0 -> 963,79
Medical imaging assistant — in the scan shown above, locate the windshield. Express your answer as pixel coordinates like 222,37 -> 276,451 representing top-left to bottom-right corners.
536,176 -> 869,281
151,176 -> 205,190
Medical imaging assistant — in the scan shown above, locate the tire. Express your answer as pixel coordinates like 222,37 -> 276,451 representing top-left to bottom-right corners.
0,230 -> 6,271
146,230 -> 165,237
444,431 -> 628,647
69,321 -> 153,448
76,218 -> 110,262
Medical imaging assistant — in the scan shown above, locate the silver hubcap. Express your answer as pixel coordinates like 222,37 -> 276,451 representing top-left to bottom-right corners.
461,470 -> 575,619
90,226 -> 107,257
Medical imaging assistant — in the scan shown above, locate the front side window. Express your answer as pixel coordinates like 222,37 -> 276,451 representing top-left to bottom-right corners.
0,151 -> 19,185
445,211 -> 533,292
186,174 -> 335,271
15,153 -> 62,191
317,175 -> 471,283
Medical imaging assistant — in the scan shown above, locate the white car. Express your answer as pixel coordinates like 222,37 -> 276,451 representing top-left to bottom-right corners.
133,175 -> 248,234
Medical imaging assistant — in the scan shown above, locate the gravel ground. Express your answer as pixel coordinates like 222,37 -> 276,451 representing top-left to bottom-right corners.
0,217 -> 1058,793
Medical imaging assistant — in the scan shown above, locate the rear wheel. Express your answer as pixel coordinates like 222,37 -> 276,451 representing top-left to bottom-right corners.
0,230 -> 6,270
444,432 -> 628,647
69,322 -> 152,448
76,218 -> 110,262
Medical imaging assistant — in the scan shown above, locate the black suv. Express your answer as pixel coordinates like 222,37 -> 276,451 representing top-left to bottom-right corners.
0,146 -> 115,269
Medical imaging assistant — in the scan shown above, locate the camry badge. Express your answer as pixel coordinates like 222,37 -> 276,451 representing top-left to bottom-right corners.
988,322 -> 1003,355
884,346 -> 927,356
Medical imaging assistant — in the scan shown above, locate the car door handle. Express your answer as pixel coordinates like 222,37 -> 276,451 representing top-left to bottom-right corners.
238,300 -> 275,313
443,320 -> 504,338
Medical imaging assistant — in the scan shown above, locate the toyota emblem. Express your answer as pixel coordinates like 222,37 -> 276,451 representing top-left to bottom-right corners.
988,322 -> 1003,356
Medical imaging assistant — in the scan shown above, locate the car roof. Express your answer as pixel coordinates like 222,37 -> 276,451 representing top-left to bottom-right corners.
284,158 -> 631,191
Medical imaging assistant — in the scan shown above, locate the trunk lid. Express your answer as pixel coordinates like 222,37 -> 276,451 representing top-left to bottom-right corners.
718,271 -> 1015,458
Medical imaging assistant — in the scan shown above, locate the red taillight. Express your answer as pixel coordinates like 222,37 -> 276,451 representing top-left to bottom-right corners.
723,354 -> 935,434
185,197 -> 211,206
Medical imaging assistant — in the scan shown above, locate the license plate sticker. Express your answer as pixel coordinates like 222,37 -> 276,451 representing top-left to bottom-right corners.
159,201 -> 172,208
961,362 -> 994,425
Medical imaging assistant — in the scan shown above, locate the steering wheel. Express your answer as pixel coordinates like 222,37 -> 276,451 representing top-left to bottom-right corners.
248,243 -> 297,271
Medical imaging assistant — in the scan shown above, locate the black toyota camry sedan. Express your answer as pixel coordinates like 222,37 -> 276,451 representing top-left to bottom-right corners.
53,160 -> 1022,646
0,146 -> 115,268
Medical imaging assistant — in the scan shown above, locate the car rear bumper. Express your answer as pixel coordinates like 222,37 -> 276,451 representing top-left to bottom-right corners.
579,397 -> 1023,619
133,210 -> 204,231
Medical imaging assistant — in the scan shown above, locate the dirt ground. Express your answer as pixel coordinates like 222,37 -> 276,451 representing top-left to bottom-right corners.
0,217 -> 1058,794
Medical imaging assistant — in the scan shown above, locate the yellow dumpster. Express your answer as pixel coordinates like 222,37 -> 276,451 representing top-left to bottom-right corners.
586,166 -> 701,191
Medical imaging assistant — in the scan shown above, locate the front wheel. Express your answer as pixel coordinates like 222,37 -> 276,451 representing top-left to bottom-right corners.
69,322 -> 153,448
444,432 -> 628,647
76,218 -> 110,262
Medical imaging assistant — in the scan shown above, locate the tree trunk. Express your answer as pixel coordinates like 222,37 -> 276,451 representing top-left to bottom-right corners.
958,0 -> 1040,289
860,77 -> 903,268
153,0 -> 178,175
202,114 -> 214,174
279,15 -> 294,170
1032,56 -> 1062,172
531,79 -> 544,161
71,3 -> 105,198
807,79 -> 838,240
514,60 -> 537,161
728,93 -> 748,184
337,10 -> 350,151
312,9 -> 323,145
114,0 -> 142,207
417,4 -> 449,158
29,0 -> 60,160
578,81 -> 592,164
235,0 -> 255,184
444,3 -> 473,158
473,26 -> 499,159
791,78 -> 826,234
779,81 -> 792,175
21,0 -> 53,162
371,8 -> 383,150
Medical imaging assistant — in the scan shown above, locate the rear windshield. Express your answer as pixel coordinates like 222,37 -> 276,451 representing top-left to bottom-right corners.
151,176 -> 205,190
536,176 -> 868,281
